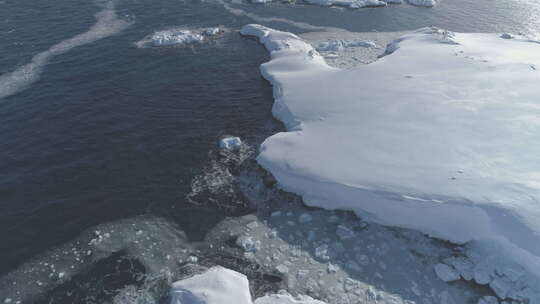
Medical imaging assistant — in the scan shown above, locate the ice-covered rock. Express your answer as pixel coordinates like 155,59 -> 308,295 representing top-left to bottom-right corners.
434,263 -> 460,282
151,29 -> 204,46
169,267 -> 251,304
241,23 -> 540,302
219,136 -> 242,150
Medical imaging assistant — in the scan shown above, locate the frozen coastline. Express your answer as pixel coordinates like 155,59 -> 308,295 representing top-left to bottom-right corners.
241,24 -> 540,303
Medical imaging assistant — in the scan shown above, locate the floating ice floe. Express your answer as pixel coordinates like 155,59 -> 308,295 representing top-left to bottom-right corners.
170,267 -> 252,304
169,267 -> 327,304
254,291 -> 327,304
138,27 -> 224,48
304,0 -> 386,9
240,24 -> 540,302
219,136 -> 243,150
433,263 -> 460,282
151,30 -> 204,46
406,0 -> 436,6
251,0 -> 429,8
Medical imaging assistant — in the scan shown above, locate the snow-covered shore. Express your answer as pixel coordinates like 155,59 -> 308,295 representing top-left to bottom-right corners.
241,24 -> 540,303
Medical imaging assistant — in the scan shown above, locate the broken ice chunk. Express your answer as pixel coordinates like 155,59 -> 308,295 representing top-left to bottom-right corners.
236,235 -> 261,252
276,264 -> 289,274
434,263 -> 460,282
336,225 -> 355,240
219,136 -> 242,150
204,27 -> 221,36
298,213 -> 313,223
443,257 -> 474,281
477,296 -> 498,304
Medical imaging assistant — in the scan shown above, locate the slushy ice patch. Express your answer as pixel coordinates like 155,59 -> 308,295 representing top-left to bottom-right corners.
136,27 -> 226,48
0,216 -> 192,303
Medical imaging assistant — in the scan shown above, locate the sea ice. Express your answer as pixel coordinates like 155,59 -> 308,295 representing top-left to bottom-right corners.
433,263 -> 460,282
237,235 -> 261,252
477,296 -> 499,304
204,27 -> 222,36
169,267 -> 252,304
219,136 -> 243,150
151,30 -> 204,46
303,0 -> 386,8
407,0 -> 436,6
316,39 -> 377,52
241,24 -> 540,302
254,291 -> 327,304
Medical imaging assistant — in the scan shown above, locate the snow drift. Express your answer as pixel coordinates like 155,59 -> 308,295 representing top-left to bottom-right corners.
241,24 -> 540,302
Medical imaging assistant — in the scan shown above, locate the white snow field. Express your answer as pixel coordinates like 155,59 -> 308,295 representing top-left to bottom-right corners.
241,24 -> 540,302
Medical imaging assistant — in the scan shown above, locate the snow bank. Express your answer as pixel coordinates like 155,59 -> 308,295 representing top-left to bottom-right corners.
241,24 -> 540,302
170,267 -> 251,304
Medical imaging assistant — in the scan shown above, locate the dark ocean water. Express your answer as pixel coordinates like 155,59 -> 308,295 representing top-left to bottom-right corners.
0,0 -> 539,301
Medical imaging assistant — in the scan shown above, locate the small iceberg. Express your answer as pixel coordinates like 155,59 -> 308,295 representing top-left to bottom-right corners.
169,267 -> 252,304
219,136 -> 242,150
169,267 -> 327,304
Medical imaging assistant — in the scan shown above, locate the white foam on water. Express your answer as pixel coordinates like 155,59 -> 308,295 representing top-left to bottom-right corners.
0,1 -> 131,100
